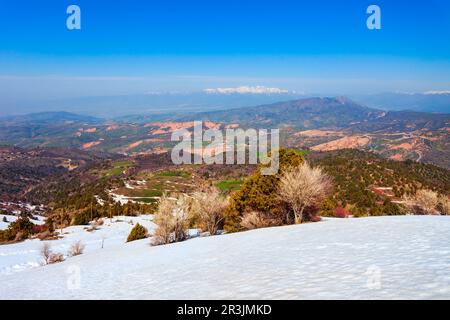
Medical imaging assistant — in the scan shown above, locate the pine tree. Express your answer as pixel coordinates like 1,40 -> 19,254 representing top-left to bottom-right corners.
126,223 -> 147,242
224,149 -> 304,232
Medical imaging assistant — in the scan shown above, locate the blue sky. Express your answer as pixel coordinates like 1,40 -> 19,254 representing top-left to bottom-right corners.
0,0 -> 449,103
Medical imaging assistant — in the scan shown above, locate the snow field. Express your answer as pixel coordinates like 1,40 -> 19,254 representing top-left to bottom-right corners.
0,216 -> 449,299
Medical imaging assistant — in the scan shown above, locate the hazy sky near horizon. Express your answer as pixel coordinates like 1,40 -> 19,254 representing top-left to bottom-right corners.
0,0 -> 449,104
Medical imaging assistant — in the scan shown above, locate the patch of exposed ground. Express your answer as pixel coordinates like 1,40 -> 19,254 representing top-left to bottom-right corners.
311,135 -> 371,151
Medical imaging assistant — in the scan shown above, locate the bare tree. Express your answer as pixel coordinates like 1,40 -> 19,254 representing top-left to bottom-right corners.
278,163 -> 332,224
153,195 -> 176,245
41,243 -> 52,265
191,189 -> 228,235
153,194 -> 190,245
414,189 -> 439,214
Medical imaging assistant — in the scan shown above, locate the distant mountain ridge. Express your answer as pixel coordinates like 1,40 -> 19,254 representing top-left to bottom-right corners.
349,110 -> 450,133
181,97 -> 379,128
2,97 -> 448,134
0,97 -> 448,168
3,91 -> 448,118
3,92 -> 305,118
0,111 -> 101,125
187,97 -> 450,132
352,92 -> 450,113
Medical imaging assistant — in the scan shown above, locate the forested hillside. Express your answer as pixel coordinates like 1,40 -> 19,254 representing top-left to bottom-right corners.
308,149 -> 450,216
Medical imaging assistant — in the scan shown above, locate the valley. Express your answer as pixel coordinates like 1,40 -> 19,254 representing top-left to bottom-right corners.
0,96 -> 449,223
1,97 -> 448,168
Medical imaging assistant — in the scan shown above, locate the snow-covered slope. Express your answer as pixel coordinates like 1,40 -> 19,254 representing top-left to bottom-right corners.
1,216 -> 449,300
0,216 -> 156,275
0,214 -> 45,230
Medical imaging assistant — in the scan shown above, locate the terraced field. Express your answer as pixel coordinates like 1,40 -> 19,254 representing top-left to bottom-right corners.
111,169 -> 197,204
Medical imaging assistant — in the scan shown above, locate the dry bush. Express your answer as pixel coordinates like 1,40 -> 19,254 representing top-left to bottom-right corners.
438,196 -> 450,215
191,189 -> 229,235
69,241 -> 85,256
93,218 -> 104,226
402,194 -> 417,213
41,243 -> 65,265
48,253 -> 65,264
404,189 -> 439,214
86,225 -> 99,232
334,207 -> 350,218
14,231 -> 25,242
278,163 -> 332,223
41,243 -> 51,265
240,211 -> 274,230
36,230 -> 52,241
152,194 -> 189,245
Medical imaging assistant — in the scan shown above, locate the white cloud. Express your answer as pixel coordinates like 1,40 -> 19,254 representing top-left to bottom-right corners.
204,86 -> 289,94
423,90 -> 450,95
